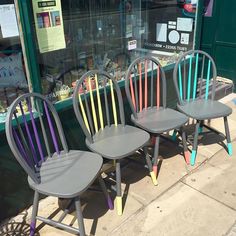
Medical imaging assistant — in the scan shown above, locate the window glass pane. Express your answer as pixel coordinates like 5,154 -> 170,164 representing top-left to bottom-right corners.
0,0 -> 29,117
29,0 -> 198,102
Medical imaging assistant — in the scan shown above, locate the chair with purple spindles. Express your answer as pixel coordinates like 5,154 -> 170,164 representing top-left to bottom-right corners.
5,93 -> 113,236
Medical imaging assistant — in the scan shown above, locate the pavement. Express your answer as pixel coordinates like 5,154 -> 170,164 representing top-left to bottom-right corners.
1,93 -> 236,236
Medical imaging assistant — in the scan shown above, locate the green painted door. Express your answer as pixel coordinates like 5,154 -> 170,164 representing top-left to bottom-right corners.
201,0 -> 236,85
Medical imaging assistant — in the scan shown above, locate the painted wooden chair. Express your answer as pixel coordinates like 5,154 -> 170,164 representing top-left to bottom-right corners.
173,49 -> 233,165
125,56 -> 190,178
5,93 -> 113,236
72,70 -> 150,216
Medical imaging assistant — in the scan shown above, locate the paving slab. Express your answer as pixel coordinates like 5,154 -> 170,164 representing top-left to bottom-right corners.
183,141 -> 236,210
120,140 -> 207,205
1,94 -> 235,235
38,189 -> 143,236
111,182 -> 236,236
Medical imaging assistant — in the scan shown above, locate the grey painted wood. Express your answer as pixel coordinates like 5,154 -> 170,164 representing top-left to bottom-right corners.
85,124 -> 150,160
73,70 -> 127,144
28,150 -> 102,198
131,107 -> 188,134
6,93 -> 105,235
177,100 -> 232,120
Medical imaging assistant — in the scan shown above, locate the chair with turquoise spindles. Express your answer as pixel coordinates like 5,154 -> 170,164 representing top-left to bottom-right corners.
125,56 -> 190,179
5,93 -> 113,236
72,70 -> 150,216
173,49 -> 233,166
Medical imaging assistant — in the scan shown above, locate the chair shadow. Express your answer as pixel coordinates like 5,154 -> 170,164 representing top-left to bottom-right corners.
0,211 -> 40,236
184,123 -> 227,151
64,141 -> 186,236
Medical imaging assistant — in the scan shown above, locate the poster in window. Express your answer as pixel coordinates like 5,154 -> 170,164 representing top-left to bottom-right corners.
0,4 -> 19,38
32,0 -> 66,53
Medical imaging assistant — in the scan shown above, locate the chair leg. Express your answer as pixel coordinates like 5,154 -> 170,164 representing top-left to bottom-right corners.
224,116 -> 233,156
153,135 -> 160,177
75,196 -> 86,236
199,121 -> 204,134
180,127 -> 190,165
143,147 -> 157,186
98,175 -> 114,210
191,121 -> 200,166
30,191 -> 39,236
115,159 -> 122,216
171,129 -> 178,141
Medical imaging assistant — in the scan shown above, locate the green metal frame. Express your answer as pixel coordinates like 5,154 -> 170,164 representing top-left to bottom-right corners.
17,0 -> 41,94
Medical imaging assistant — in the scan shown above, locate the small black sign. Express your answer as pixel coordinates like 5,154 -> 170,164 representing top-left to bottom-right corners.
38,1 -> 56,8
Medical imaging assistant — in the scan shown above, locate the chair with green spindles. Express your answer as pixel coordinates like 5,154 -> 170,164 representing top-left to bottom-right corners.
173,49 -> 233,166
72,70 -> 150,216
125,56 -> 190,179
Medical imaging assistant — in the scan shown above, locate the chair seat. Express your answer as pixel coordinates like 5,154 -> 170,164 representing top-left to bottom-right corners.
86,125 -> 150,159
28,150 -> 103,198
177,99 -> 232,120
131,107 -> 188,133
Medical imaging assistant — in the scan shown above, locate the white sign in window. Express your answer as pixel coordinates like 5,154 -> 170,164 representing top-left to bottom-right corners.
177,17 -> 193,32
0,4 -> 19,38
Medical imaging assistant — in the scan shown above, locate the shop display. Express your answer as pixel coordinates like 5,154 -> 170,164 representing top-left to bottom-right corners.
28,0 -> 198,103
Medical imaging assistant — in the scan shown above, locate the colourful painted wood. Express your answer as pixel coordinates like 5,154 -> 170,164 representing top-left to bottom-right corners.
103,82 -> 110,127
28,99 -> 44,162
116,196 -> 122,216
19,102 -> 38,162
79,94 -> 91,133
13,128 -> 34,167
134,70 -> 139,112
187,55 -> 193,101
156,66 -> 160,108
144,60 -> 148,109
199,55 -> 205,98
84,90 -> 95,135
13,112 -> 36,165
130,75 -> 136,110
89,77 -> 98,132
178,64 -> 183,100
205,60 -> 211,100
190,150 -> 197,166
110,80 -> 118,126
95,74 -> 104,130
35,100 -> 51,157
139,63 -> 143,112
192,53 -> 199,100
151,62 -> 154,107
228,143 -> 233,156
44,101 -> 60,155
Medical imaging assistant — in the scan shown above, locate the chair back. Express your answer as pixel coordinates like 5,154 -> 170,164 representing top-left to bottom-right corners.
5,93 -> 68,184
72,70 -> 125,143
125,56 -> 167,119
173,50 -> 217,105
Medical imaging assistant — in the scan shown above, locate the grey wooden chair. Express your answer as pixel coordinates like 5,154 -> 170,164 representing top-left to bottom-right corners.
173,49 -> 233,165
72,70 -> 150,216
125,56 -> 190,178
5,93 -> 112,236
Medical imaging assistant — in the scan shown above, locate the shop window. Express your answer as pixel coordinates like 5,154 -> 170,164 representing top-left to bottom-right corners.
30,0 -> 199,103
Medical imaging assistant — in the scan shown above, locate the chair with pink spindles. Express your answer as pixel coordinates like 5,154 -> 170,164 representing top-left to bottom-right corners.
125,56 -> 190,180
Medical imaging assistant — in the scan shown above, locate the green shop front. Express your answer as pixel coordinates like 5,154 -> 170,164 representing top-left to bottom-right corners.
0,0 -> 204,221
